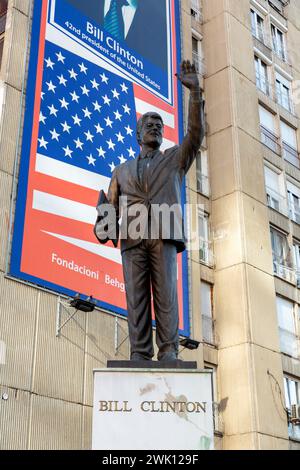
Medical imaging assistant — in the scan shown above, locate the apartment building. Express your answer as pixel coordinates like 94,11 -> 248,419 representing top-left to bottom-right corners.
0,0 -> 300,450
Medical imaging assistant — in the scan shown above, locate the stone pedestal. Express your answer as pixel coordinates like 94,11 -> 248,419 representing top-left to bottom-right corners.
92,367 -> 214,450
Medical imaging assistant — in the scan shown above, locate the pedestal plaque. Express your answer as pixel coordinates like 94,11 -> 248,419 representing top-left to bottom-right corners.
92,368 -> 214,450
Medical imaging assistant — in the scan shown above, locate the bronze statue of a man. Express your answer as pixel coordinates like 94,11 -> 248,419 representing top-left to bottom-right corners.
98,60 -> 205,362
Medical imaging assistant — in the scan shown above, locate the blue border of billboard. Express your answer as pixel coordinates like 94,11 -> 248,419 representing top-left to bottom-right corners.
10,0 -> 190,337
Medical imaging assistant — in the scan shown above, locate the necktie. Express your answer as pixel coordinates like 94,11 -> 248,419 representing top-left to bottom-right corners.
104,0 -> 127,41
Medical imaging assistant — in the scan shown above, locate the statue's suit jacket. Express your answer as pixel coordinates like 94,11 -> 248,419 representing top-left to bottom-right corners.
107,91 -> 205,254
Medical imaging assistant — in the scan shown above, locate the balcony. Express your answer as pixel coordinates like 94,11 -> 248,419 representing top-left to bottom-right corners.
283,142 -> 300,168
266,186 -> 288,215
273,258 -> 296,284
202,314 -> 215,346
197,173 -> 210,197
199,240 -> 214,267
252,27 -> 272,61
261,125 -> 281,155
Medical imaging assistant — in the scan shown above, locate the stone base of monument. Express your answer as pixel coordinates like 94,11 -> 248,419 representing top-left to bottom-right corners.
92,366 -> 214,450
107,360 -> 198,369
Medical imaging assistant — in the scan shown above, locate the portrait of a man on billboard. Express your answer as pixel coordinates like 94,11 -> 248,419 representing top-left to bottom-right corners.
66,0 -> 168,72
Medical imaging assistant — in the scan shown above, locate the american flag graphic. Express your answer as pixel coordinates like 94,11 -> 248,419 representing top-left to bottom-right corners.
31,40 -> 177,267
12,0 -> 185,327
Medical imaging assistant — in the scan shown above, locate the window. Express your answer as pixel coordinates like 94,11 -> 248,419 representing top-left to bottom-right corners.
201,282 -> 214,345
191,0 -> 202,22
259,105 -> 280,154
281,121 -> 299,168
264,166 -> 286,214
255,56 -> 269,95
276,297 -> 298,358
276,73 -> 293,112
287,181 -> 300,224
271,24 -> 286,61
271,227 -> 294,282
0,0 -> 7,68
251,9 -> 265,43
293,243 -> 300,285
199,212 -> 213,266
192,36 -> 203,75
284,376 -> 300,440
205,364 -> 223,433
196,150 -> 209,196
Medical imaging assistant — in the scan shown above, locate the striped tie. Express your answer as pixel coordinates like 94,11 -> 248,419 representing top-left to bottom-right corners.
104,0 -> 126,41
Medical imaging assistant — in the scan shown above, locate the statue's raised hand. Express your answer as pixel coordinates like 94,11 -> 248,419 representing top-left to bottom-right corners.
176,60 -> 200,90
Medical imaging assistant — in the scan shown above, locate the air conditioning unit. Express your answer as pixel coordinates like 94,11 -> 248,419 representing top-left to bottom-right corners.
291,404 -> 300,423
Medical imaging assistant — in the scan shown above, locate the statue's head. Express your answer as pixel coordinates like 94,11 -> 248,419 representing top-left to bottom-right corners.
136,112 -> 164,149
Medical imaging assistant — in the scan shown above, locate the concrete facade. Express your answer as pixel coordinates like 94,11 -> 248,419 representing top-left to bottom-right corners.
0,0 -> 300,450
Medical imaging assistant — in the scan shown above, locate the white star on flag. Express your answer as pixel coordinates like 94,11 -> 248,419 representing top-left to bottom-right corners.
81,84 -> 90,96
74,137 -> 84,149
100,72 -> 109,84
57,74 -> 67,86
90,78 -> 99,90
83,107 -> 92,119
72,114 -> 82,126
70,91 -> 80,102
50,129 -> 60,141
45,57 -> 54,69
120,82 -> 128,93
103,95 -> 111,106
38,136 -> 48,149
109,162 -> 116,172
87,154 -> 96,166
63,145 -> 73,158
95,123 -> 104,134
39,112 -> 46,124
46,81 -> 56,93
56,51 -> 65,63
84,130 -> 94,142
97,146 -> 106,158
48,104 -> 58,116
68,68 -> 78,80
93,100 -> 101,112
79,62 -> 88,74
61,121 -> 71,133
59,97 -> 69,109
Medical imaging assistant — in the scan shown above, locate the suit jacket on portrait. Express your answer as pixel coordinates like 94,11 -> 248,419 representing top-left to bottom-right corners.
66,0 -> 168,71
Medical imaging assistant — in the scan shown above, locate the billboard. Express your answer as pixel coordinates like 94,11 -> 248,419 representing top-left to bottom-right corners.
10,0 -> 190,335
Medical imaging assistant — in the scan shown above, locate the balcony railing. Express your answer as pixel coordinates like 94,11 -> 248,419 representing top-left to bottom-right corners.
283,141 -> 300,168
261,125 -> 281,155
197,173 -> 210,197
202,315 -> 215,345
266,186 -> 288,215
273,258 -> 296,284
199,240 -> 214,267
